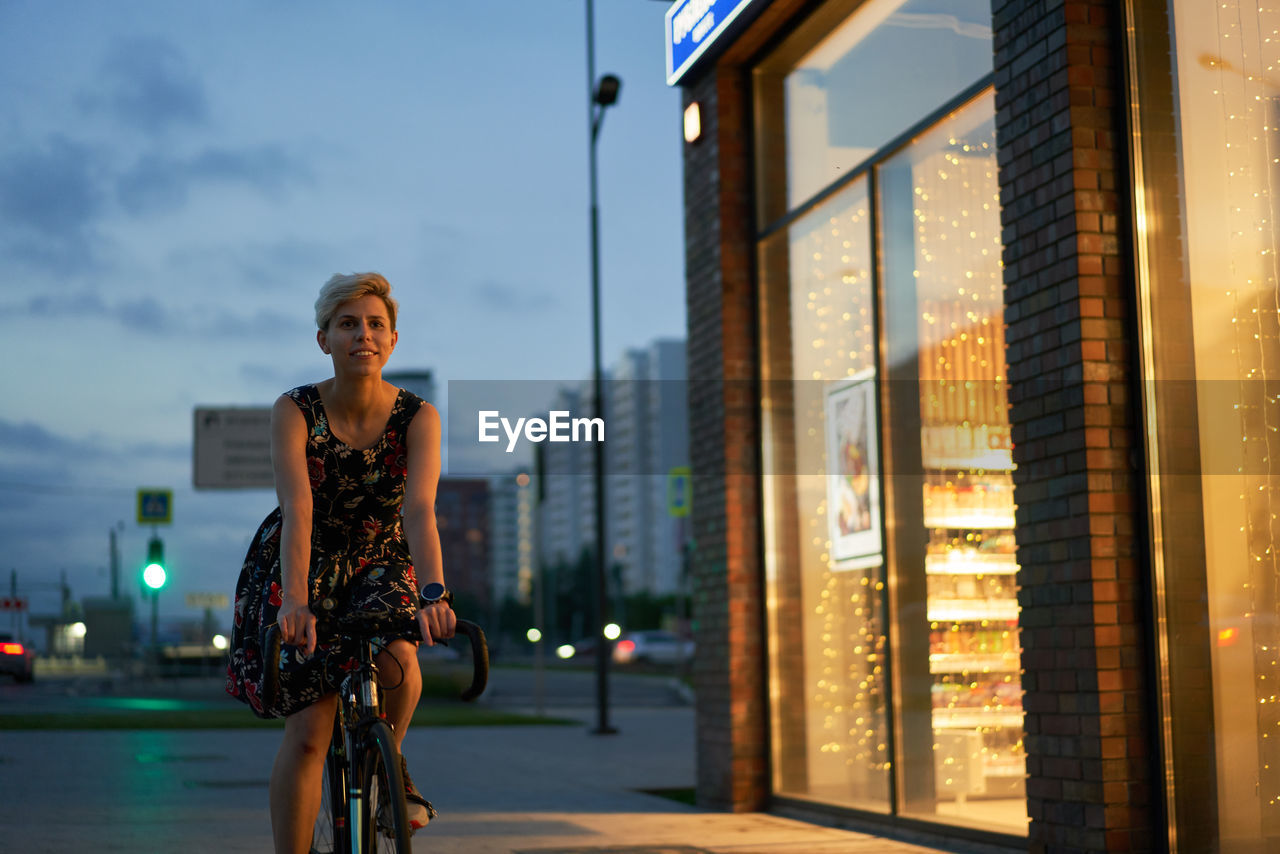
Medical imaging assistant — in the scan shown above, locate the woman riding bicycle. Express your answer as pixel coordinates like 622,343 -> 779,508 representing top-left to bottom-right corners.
226,272 -> 455,854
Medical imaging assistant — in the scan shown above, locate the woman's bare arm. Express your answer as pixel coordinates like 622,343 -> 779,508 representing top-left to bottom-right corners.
402,401 -> 454,645
271,393 -> 317,654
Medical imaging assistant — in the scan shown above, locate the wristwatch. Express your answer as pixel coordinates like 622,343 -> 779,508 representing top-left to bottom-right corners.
420,582 -> 453,608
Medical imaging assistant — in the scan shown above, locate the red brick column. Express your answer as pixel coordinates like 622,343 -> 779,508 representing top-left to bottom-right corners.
992,1 -> 1155,851
682,65 -> 767,813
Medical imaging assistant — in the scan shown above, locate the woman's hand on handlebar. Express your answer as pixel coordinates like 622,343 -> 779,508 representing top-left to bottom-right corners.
416,601 -> 456,647
278,596 -> 318,656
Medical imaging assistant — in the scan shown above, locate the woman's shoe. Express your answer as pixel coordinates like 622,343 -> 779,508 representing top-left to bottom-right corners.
399,754 -> 436,832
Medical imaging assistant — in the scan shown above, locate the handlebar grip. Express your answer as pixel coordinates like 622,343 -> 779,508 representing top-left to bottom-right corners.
453,619 -> 489,702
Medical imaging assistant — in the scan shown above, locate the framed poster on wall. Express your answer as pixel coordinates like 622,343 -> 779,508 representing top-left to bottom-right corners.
825,370 -> 882,568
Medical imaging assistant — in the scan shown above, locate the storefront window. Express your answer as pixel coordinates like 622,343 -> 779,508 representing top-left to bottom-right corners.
756,0 -> 1018,834
760,178 -> 890,811
754,0 -> 993,226
1128,1 -> 1280,850
879,91 -> 1025,834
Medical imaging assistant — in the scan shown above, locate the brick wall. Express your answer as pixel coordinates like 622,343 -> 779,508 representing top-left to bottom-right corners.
991,1 -> 1154,851
682,64 -> 768,813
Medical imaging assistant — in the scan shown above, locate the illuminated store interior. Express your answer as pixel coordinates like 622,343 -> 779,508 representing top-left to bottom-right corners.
753,0 -> 1024,835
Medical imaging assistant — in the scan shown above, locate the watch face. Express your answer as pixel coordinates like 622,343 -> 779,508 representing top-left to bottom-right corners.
421,582 -> 445,603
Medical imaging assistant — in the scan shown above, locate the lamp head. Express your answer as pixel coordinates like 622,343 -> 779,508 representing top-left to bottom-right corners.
594,74 -> 621,107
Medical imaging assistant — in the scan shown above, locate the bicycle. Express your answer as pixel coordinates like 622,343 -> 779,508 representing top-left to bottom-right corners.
262,603 -> 488,854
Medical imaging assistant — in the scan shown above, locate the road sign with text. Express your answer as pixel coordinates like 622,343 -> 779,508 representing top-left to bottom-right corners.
194,407 -> 274,489
185,592 -> 230,610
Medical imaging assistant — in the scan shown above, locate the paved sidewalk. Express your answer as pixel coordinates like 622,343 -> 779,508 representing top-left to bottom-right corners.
0,696 -> 987,852
402,706 -> 975,854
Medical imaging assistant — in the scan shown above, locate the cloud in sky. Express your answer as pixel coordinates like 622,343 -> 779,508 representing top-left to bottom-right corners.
0,418 -> 188,510
116,144 -> 313,215
473,280 -> 559,314
0,135 -> 107,272
80,36 -> 209,135
0,418 -> 96,468
0,134 -> 312,276
5,289 -> 308,340
165,237 -> 347,295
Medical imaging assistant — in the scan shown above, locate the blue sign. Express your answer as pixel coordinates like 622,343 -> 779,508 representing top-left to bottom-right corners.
137,488 -> 173,525
665,0 -> 763,86
667,466 -> 691,517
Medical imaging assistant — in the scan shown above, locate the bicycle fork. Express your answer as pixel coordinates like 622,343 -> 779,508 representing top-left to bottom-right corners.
346,722 -> 365,848
345,670 -> 381,850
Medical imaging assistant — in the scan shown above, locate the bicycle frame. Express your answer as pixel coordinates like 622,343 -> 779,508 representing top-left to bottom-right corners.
333,637 -> 386,851
261,617 -> 487,853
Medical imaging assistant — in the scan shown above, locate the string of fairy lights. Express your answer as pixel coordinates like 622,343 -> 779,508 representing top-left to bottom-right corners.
912,121 -> 1024,794
784,182 -> 892,795
1207,0 -> 1280,813
773,95 -> 1024,809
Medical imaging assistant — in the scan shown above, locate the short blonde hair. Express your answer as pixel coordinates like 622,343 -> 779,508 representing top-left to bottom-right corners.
314,272 -> 399,330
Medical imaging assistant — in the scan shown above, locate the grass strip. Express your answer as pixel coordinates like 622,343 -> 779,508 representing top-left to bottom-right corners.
638,787 -> 698,806
0,704 -> 575,731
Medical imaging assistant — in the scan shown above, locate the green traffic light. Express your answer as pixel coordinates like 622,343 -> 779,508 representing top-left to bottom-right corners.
143,563 -> 167,590
142,536 -> 166,590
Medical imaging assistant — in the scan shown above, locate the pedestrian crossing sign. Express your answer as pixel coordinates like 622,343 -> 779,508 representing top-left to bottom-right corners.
667,467 -> 691,517
137,488 -> 173,525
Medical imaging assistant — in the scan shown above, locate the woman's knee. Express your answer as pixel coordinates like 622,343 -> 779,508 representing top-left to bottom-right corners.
281,695 -> 336,758
377,639 -> 419,685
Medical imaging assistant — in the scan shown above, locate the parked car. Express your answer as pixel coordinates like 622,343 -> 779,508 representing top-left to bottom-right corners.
571,636 -> 604,658
0,633 -> 34,683
612,630 -> 694,665
553,636 -> 609,660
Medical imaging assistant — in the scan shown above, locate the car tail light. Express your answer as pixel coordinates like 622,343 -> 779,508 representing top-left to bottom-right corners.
616,640 -> 635,655
0,643 -> 24,655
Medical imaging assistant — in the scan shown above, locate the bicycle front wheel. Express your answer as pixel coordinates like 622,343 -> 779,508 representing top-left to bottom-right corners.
357,718 -> 411,853
311,743 -> 347,854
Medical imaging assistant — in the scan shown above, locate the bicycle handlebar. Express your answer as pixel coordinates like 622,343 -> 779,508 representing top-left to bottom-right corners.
260,614 -> 489,712
442,620 -> 489,702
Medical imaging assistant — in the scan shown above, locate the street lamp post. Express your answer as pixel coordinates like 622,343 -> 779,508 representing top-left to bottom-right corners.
586,0 -> 620,736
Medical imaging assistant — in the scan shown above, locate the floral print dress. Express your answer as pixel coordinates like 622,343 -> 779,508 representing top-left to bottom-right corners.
226,384 -> 424,718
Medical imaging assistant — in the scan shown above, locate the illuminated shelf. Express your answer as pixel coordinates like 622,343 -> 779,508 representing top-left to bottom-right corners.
929,653 -> 1020,674
983,760 -> 1028,778
928,600 -> 1020,622
921,450 -> 1015,471
924,513 -> 1017,530
925,554 -> 1019,575
920,426 -> 1014,473
933,709 -> 1024,729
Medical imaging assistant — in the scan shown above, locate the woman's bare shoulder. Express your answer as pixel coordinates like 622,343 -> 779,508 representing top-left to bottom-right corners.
272,391 -> 309,430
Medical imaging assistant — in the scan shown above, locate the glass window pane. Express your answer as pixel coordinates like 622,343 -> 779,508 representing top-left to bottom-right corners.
878,89 -> 1027,834
1130,1 -> 1280,849
761,177 -> 891,812
754,0 -> 993,226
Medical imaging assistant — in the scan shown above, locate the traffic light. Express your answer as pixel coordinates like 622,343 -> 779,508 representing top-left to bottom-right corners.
142,536 -> 167,590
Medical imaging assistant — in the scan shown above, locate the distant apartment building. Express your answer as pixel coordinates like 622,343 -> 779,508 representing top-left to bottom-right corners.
534,384 -> 596,574
384,370 -> 435,406
534,338 -> 689,598
433,477 -> 489,614
487,470 -> 536,608
607,340 -> 689,595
